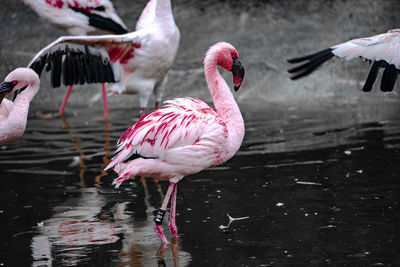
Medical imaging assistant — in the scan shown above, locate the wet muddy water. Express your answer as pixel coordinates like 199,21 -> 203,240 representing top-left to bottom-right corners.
1,103 -> 400,266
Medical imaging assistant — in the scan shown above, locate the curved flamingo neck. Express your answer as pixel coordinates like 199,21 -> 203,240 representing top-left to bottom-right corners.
10,77 -> 40,121
15,78 -> 40,103
204,49 -> 244,158
155,0 -> 174,23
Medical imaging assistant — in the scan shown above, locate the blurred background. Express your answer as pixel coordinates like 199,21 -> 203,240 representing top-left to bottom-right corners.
1,0 -> 400,111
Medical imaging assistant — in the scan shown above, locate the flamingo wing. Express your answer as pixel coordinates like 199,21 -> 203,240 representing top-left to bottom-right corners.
23,0 -> 127,35
27,32 -> 144,88
287,29 -> 400,92
105,97 -> 226,170
66,0 -> 128,34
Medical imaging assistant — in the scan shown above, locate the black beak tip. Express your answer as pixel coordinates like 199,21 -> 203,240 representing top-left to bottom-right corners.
0,81 -> 16,94
234,84 -> 241,91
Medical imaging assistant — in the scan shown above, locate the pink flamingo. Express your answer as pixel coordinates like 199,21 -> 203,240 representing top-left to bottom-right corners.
287,29 -> 400,92
0,68 -> 40,145
27,0 -> 180,120
23,0 -> 128,35
23,0 -> 128,121
105,42 -> 245,243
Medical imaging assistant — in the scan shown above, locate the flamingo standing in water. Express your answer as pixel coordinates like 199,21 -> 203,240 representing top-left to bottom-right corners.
105,42 -> 245,243
23,0 -> 128,121
27,0 -> 180,120
287,29 -> 400,92
23,0 -> 128,35
0,68 -> 40,145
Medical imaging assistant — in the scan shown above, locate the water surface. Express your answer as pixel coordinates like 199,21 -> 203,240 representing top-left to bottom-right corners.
1,104 -> 400,266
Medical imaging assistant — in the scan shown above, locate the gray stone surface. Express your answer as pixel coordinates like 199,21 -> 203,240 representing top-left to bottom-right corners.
1,0 -> 399,111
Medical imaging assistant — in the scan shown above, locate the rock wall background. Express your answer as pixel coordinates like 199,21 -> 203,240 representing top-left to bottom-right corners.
1,0 -> 399,111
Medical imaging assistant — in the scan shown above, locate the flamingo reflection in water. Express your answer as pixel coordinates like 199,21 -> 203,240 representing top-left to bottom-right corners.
31,116 -> 189,266
60,114 -> 111,185
31,179 -> 190,266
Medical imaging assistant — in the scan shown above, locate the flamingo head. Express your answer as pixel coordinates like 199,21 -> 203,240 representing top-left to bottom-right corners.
232,55 -> 245,91
212,42 -> 245,91
0,68 -> 40,104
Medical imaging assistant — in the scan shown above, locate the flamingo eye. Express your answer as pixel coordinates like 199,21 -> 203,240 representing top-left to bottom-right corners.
12,80 -> 18,85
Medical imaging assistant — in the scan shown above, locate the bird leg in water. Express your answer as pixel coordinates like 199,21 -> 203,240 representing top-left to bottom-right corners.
101,83 -> 109,121
59,85 -> 73,115
169,183 -> 178,237
154,182 -> 176,243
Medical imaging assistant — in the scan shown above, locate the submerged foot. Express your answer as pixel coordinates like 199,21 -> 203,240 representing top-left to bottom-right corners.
154,224 -> 169,244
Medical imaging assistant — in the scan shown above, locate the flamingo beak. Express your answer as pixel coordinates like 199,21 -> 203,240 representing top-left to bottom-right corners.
0,81 -> 16,105
232,57 -> 245,91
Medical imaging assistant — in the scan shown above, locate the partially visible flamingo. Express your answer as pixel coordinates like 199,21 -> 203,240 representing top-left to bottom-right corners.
105,42 -> 245,243
0,68 -> 40,145
287,29 -> 400,92
27,0 -> 180,120
23,0 -> 128,35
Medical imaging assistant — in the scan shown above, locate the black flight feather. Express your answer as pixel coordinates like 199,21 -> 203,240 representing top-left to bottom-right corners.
381,64 -> 398,92
362,61 -> 385,92
287,48 -> 334,64
70,7 -> 127,35
28,44 -> 118,89
287,48 -> 335,80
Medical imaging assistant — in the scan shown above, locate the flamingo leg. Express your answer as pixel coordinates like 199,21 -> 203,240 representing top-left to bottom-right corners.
140,108 -> 146,117
154,182 -> 175,243
59,85 -> 73,115
101,83 -> 109,121
169,183 -> 178,237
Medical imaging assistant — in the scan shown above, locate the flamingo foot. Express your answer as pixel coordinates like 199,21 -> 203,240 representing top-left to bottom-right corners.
90,116 -> 107,122
40,112 -> 60,119
156,242 -> 167,265
112,174 -> 130,188
154,224 -> 169,244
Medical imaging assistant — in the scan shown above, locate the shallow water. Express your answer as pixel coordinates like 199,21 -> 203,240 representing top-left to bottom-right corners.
1,104 -> 400,266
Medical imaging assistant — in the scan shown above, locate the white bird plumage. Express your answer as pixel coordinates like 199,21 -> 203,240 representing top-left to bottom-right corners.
105,97 -> 228,182
27,0 -> 180,118
0,68 -> 40,145
287,29 -> 400,92
104,42 -> 245,243
23,0 -> 128,35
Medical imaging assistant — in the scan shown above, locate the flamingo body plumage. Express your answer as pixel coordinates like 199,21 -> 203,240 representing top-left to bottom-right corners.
287,29 -> 400,92
105,42 -> 245,243
23,0 -> 128,35
27,0 -> 180,119
0,68 -> 40,145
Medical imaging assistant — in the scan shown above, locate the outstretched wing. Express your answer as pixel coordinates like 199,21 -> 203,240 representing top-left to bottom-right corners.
23,0 -> 128,35
105,97 -> 226,170
27,31 -> 144,88
287,29 -> 400,92
67,0 -> 128,34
